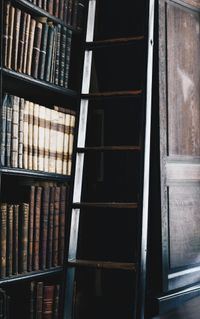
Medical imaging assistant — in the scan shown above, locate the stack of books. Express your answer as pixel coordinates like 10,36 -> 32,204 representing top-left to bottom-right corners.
0,183 -> 69,278
30,282 -> 61,319
3,2 -> 73,88
0,94 -> 75,175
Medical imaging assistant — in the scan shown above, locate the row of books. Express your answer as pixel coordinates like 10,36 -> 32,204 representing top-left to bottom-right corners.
3,2 -> 72,88
27,0 -> 85,29
1,94 -> 75,175
0,184 -> 69,278
30,282 -> 61,319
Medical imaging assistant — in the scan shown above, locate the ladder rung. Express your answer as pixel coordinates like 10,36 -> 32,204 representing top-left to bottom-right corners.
68,259 -> 137,271
72,202 -> 138,209
81,90 -> 142,99
86,36 -> 145,49
77,146 -> 141,152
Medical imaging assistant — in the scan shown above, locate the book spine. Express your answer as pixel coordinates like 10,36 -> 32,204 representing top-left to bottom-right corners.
30,282 -> 35,319
64,29 -> 72,88
50,26 -> 57,84
76,0 -> 85,30
6,95 -> 13,167
52,187 -> 60,267
49,110 -> 58,173
38,23 -> 49,80
67,112 -> 75,175
19,203 -> 29,273
6,205 -> 13,276
59,26 -> 67,86
11,96 -> 20,168
43,0 -> 47,11
0,204 -> 7,278
38,106 -> 46,171
56,112 -> 65,174
44,108 -> 50,172
22,14 -> 31,73
18,98 -> 25,168
44,24 -> 54,82
53,0 -> 59,17
59,185 -> 68,265
36,282 -> 43,319
54,24 -> 61,85
53,285 -> 60,319
23,100 -> 29,170
28,102 -> 34,170
26,18 -> 36,75
3,2 -> 11,68
72,0 -> 78,28
42,285 -> 54,319
33,104 -> 39,171
28,186 -> 35,272
11,8 -> 21,70
13,205 -> 19,275
46,187 -> 54,268
31,21 -> 43,78
33,187 -> 42,271
67,0 -> 73,26
7,5 -> 15,69
62,113 -> 70,174
40,186 -> 50,269
37,0 -> 42,8
47,0 -> 54,15
59,0 -> 65,20
0,94 -> 8,166
63,0 -> 69,24
17,12 -> 27,72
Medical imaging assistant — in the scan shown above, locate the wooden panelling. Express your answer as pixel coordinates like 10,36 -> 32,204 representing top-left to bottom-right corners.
166,4 -> 200,156
166,161 -> 200,183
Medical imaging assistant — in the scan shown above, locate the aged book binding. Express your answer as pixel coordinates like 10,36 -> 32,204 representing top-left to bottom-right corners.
28,186 -> 35,272
40,186 -> 50,269
0,95 -> 8,166
36,282 -> 43,319
0,204 -> 7,278
52,187 -> 60,267
19,203 -> 29,273
11,96 -> 20,168
53,285 -> 60,319
13,205 -> 19,275
23,100 -> 29,170
63,112 -> 71,174
59,185 -> 68,264
49,110 -> 58,173
38,23 -> 49,80
44,108 -> 51,172
43,285 -> 55,319
56,112 -> 65,174
31,19 -> 43,78
47,186 -> 55,268
64,29 -> 72,88
7,5 -> 15,69
3,2 -> 10,68
6,205 -> 13,276
67,111 -> 76,175
28,102 -> 34,170
26,18 -> 36,75
38,105 -> 46,171
6,95 -> 13,167
17,12 -> 28,72
33,187 -> 42,271
33,103 -> 39,171
22,14 -> 31,73
11,8 -> 21,70
18,98 -> 25,168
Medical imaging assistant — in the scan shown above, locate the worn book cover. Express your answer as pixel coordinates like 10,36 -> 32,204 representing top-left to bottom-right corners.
22,14 -> 31,73
28,185 -> 35,272
43,285 -> 55,318
11,95 -> 20,168
6,205 -> 13,276
32,21 -> 43,78
7,5 -> 15,69
52,187 -> 60,267
40,186 -> 50,269
11,8 -> 21,70
17,12 -> 28,72
19,203 -> 29,273
33,187 -> 42,271
38,105 -> 46,171
0,204 -> 7,278
0,94 -> 8,166
28,102 -> 34,170
26,18 -> 36,75
23,100 -> 29,169
6,95 -> 13,167
18,98 -> 25,168
13,205 -> 19,275
38,23 -> 49,80
33,103 -> 39,171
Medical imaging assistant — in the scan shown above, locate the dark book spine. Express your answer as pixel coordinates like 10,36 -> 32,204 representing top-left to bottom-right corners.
33,187 -> 42,271
53,285 -> 60,319
6,205 -> 13,276
26,18 -> 36,76
59,26 -> 67,86
42,285 -> 54,319
64,29 -> 72,88
47,0 -> 54,15
72,0 -> 78,28
36,282 -> 43,319
22,14 -> 31,73
11,8 -> 21,70
38,23 -> 49,80
54,24 -> 61,85
31,21 -> 43,78
76,0 -> 85,30
59,0 -> 65,20
3,2 -> 11,67
40,186 -> 50,270
7,5 -> 15,69
53,0 -> 59,17
67,0 -> 73,25
30,281 -> 35,319
17,12 -> 27,72
0,94 -> 8,166
28,186 -> 35,272
44,25 -> 55,82
63,0 -> 69,24
46,187 -> 55,268
13,205 -> 19,275
52,187 -> 60,267
50,26 -> 57,83
6,95 -> 13,167
0,204 -> 7,278
18,98 -> 25,168
11,96 -> 20,168
58,185 -> 68,265
19,203 -> 29,273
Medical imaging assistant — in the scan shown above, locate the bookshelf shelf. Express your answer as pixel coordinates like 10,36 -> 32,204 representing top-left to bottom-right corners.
0,167 -> 71,181
0,267 -> 63,286
72,202 -> 138,209
13,0 -> 82,33
81,90 -> 142,99
68,259 -> 137,271
77,146 -> 141,152
86,36 -> 145,49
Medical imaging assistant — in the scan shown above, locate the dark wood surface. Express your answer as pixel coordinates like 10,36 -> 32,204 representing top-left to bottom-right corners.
152,295 -> 200,319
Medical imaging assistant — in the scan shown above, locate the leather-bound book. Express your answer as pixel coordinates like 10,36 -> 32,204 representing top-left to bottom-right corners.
19,203 -> 29,273
67,0 -> 73,25
31,21 -> 43,78
47,0 -> 54,15
3,2 -> 10,67
26,18 -> 36,75
28,102 -> 34,170
52,187 -> 60,267
53,0 -> 59,17
47,187 -> 55,268
59,185 -> 68,265
37,0 -> 42,7
42,0 -> 47,11
22,14 -> 31,73
72,0 -> 78,28
44,108 -> 51,172
62,111 -> 71,174
18,98 -> 25,168
23,100 -> 29,170
33,103 -> 39,171
49,26 -> 57,84
54,24 -> 61,86
11,95 -> 20,168
40,186 -> 50,269
0,204 -> 7,278
42,285 -> 54,318
59,0 -> 65,20
49,110 -> 58,173
30,281 -> 35,319
67,111 -> 75,175
38,105 -> 46,171
33,187 -> 42,271
76,0 -> 85,30
17,12 -> 28,72
28,186 -> 35,272
56,112 -> 65,174
59,26 -> 67,86
63,0 -> 69,24
6,95 -> 13,167
7,5 -> 15,69
0,94 -> 8,166
11,8 -> 21,70
6,205 -> 13,276
64,29 -> 72,88
53,285 -> 60,319
36,282 -> 43,319
44,24 -> 55,82
38,23 -> 49,80
13,205 -> 19,275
